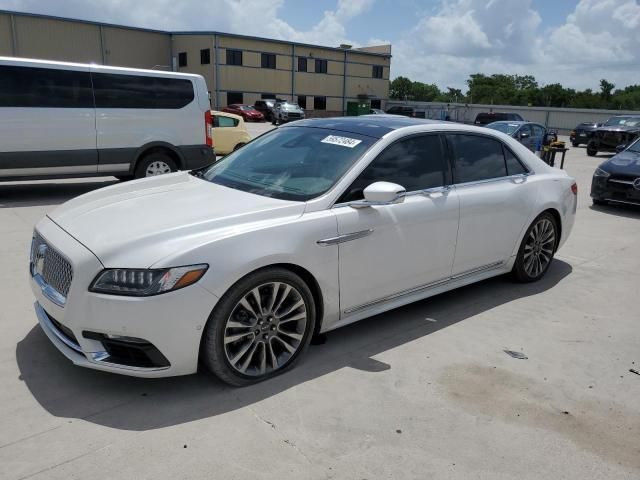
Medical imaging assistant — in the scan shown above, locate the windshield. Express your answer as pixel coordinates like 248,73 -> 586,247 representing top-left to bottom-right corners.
202,126 -> 375,201
604,116 -> 640,127
486,122 -> 520,135
627,138 -> 640,153
239,106 -> 255,110
280,103 -> 301,110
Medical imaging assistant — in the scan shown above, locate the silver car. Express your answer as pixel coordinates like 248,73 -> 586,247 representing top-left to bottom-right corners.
272,102 -> 305,125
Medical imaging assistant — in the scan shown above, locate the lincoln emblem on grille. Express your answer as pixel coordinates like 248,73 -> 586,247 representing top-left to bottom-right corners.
35,243 -> 48,276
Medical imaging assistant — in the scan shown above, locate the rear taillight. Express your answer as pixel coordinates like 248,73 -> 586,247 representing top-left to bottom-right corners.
205,111 -> 213,147
571,182 -> 578,195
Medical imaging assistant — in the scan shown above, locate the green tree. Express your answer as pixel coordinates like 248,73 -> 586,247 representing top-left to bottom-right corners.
389,76 -> 413,100
599,79 -> 615,102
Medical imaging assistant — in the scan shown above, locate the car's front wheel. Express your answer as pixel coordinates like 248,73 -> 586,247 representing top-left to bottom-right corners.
512,212 -> 558,283
586,143 -> 598,157
201,268 -> 316,386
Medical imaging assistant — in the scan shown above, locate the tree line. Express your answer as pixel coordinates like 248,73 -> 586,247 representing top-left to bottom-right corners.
389,74 -> 640,110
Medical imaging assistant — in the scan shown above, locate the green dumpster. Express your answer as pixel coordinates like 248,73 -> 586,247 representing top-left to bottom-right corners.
347,101 -> 370,116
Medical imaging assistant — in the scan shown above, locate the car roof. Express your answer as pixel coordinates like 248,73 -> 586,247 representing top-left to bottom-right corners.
488,120 -> 527,125
282,115 -> 446,138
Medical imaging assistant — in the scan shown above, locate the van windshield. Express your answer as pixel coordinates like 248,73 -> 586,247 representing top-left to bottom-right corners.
202,127 -> 375,201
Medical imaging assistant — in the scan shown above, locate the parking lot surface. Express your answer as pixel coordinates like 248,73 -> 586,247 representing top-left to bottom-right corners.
1,133 -> 639,479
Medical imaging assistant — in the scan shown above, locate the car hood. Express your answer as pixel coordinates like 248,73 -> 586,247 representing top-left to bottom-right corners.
601,150 -> 640,176
596,125 -> 640,133
47,172 -> 305,268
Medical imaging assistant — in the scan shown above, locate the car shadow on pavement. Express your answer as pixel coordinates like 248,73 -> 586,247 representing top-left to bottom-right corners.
589,203 -> 640,219
15,260 -> 572,431
0,179 -> 118,208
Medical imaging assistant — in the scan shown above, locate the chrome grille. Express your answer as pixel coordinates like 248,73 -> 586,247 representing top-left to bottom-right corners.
31,232 -> 73,297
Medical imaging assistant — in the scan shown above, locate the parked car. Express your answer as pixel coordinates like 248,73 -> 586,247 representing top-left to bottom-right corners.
222,104 -> 264,122
272,102 -> 305,125
385,105 -> 425,118
30,116 -> 576,386
591,138 -> 640,206
369,108 -> 385,114
485,121 -> 548,152
474,112 -> 524,126
587,115 -> 640,156
254,99 -> 277,121
212,111 -> 252,155
569,121 -> 599,147
0,56 -> 214,181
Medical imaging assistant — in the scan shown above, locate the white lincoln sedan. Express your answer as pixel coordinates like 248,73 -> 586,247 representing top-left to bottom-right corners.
30,116 -> 577,386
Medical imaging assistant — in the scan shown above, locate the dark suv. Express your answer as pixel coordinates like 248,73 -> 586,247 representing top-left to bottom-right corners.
385,106 -> 425,118
570,122 -> 599,147
587,115 -> 640,156
254,99 -> 277,121
474,112 -> 524,125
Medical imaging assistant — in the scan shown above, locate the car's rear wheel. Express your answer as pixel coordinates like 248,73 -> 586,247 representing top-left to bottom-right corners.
512,212 -> 558,283
135,152 -> 177,179
201,268 -> 316,386
586,144 -> 598,157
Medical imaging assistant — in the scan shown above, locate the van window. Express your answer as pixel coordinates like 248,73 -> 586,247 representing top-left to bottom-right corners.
92,73 -> 194,109
214,115 -> 239,128
0,65 -> 93,108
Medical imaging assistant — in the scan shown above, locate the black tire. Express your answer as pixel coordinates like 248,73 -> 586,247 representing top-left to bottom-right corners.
201,267 -> 316,386
115,175 -> 133,181
586,144 -> 598,157
233,143 -> 246,151
592,198 -> 607,206
571,141 -> 579,147
134,152 -> 177,179
512,212 -> 558,283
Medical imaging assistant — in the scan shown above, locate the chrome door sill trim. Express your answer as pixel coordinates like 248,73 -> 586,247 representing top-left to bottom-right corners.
317,229 -> 374,246
343,261 -> 505,315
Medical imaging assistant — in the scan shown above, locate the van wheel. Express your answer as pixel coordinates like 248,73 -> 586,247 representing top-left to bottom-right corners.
135,153 -> 177,179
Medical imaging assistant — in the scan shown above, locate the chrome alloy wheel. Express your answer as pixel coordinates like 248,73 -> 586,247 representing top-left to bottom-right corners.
523,218 -> 555,277
145,160 -> 172,176
223,282 -> 308,377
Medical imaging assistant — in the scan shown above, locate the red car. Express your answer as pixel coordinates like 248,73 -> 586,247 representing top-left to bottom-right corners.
222,104 -> 265,122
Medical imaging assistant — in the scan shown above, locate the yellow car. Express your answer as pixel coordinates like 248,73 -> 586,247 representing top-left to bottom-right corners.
212,111 -> 252,155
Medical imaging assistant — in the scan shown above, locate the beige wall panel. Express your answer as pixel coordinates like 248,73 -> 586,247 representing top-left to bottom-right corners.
327,61 -> 343,75
355,45 -> 392,55
243,51 -> 260,67
325,97 -> 342,111
277,55 -> 292,70
219,36 -> 291,55
218,66 -> 291,93
242,92 -> 261,106
347,52 -> 390,66
346,77 -> 389,99
172,35 -> 215,92
347,62 -> 373,78
297,46 -> 343,62
104,28 -> 170,69
14,16 -> 101,62
0,14 -> 13,55
295,73 -> 343,96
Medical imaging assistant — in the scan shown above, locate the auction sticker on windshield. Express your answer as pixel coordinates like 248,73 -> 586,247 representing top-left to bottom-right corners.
321,135 -> 363,148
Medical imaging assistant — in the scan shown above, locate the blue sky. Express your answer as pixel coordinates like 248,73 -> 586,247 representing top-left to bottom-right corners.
2,0 -> 639,91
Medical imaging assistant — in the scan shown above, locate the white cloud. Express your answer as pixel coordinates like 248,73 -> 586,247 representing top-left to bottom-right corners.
392,0 -> 640,91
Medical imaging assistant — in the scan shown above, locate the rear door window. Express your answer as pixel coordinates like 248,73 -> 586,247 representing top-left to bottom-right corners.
504,147 -> 527,175
0,65 -> 93,108
448,134 -> 508,183
92,73 -> 194,109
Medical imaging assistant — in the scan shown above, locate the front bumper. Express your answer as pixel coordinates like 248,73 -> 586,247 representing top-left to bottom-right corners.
30,217 -> 220,378
591,175 -> 640,205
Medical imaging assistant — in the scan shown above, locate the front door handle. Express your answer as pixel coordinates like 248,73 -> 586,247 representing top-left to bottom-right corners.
422,186 -> 451,198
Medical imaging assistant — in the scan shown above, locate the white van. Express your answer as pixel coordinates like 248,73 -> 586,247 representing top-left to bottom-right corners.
0,57 -> 214,180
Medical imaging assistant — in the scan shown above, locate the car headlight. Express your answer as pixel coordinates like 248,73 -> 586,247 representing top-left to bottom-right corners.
593,167 -> 610,178
90,264 -> 208,296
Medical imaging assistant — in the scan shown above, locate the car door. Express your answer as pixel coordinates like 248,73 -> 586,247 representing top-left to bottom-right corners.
516,124 -> 534,151
213,114 -> 239,154
446,133 -> 538,276
332,133 -> 460,315
531,124 -> 546,152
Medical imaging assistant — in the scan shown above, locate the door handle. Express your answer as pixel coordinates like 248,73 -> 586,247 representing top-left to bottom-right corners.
511,176 -> 527,184
422,186 -> 451,198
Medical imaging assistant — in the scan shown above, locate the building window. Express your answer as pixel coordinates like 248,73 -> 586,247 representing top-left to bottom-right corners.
314,96 -> 326,110
371,99 -> 381,109
261,53 -> 276,69
315,59 -> 328,74
178,52 -> 187,67
261,93 -> 275,99
297,96 -> 306,109
200,48 -> 211,65
226,49 -> 243,66
298,57 -> 307,72
227,91 -> 243,105
372,65 -> 384,79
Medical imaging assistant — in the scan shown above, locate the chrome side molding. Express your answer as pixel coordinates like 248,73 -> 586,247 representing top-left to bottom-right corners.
317,229 -> 374,246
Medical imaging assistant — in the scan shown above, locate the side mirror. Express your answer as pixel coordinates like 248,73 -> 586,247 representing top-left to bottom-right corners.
351,182 -> 406,208
616,144 -> 627,153
519,132 -> 530,139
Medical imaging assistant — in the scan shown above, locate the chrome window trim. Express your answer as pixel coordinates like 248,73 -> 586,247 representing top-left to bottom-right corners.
452,172 -> 532,189
343,261 -> 505,314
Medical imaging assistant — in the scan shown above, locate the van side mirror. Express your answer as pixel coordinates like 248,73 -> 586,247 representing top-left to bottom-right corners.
350,182 -> 406,208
